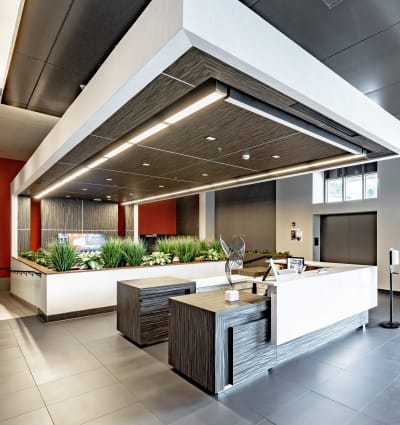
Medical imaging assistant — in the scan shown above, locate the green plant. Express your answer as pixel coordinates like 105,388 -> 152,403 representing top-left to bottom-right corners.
174,236 -> 198,263
101,237 -> 124,268
198,240 -> 210,252
155,238 -> 176,255
76,251 -> 104,270
19,249 -> 36,261
200,248 -> 220,261
209,239 -> 226,259
122,238 -> 145,266
49,241 -> 76,272
141,251 -> 172,266
35,248 -> 52,268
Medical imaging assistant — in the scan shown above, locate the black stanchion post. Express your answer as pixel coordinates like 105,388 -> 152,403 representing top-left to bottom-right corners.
381,248 -> 400,329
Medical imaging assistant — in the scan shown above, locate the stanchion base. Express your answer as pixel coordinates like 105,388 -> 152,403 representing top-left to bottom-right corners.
380,321 -> 400,329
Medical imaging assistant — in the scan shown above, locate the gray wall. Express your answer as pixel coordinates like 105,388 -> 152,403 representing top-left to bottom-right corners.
18,196 -> 30,251
177,195 -> 199,236
215,182 -> 276,251
41,198 -> 118,246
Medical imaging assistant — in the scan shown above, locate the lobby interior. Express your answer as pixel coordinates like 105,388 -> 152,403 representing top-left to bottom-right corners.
2,0 -> 400,424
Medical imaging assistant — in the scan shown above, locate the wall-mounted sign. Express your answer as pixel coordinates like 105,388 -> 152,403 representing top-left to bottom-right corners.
290,228 -> 303,242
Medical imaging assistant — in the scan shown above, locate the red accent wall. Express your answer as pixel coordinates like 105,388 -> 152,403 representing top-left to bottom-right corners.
139,199 -> 176,235
0,159 -> 25,278
30,199 -> 41,251
118,204 -> 125,237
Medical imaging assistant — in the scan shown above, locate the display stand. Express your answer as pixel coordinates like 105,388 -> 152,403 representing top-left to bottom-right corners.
381,248 -> 400,329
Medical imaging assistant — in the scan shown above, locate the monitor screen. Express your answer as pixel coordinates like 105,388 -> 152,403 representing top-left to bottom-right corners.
58,233 -> 106,251
287,257 -> 305,270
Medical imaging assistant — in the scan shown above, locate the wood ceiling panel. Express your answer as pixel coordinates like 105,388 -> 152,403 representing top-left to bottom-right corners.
215,133 -> 345,171
92,75 -> 193,140
60,135 -> 115,165
143,101 -> 296,160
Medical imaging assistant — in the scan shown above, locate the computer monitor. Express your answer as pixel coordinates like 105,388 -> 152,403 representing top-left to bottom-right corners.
287,256 -> 305,270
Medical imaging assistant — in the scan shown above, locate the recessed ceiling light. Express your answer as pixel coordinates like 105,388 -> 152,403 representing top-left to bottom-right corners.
159,185 -> 165,188
142,162 -> 151,167
174,177 -> 178,179
129,193 -> 134,196
82,188 -> 88,191
218,147 -> 222,151
106,178 -> 112,181
106,195 -> 111,198
272,155 -> 280,159
65,195 -> 71,198
205,136 -> 217,141
242,153 -> 250,160
93,198 -> 102,202
202,173 -> 209,177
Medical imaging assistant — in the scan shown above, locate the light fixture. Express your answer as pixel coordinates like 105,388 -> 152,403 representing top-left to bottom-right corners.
82,188 -> 88,191
65,195 -> 71,198
106,178 -> 112,181
164,92 -> 226,124
242,153 -> 250,160
87,157 -> 108,169
93,198 -> 102,202
0,0 -> 24,100
106,195 -> 111,198
272,155 -> 280,159
129,193 -> 134,195
104,142 -> 133,159
202,173 -> 209,177
128,123 -> 169,144
159,185 -> 165,188
122,153 -> 366,206
205,136 -> 217,141
142,162 -> 151,167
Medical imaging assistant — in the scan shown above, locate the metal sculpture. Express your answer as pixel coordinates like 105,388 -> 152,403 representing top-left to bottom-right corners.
220,234 -> 245,287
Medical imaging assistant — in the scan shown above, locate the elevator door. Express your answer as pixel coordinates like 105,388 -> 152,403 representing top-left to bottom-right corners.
320,212 -> 377,265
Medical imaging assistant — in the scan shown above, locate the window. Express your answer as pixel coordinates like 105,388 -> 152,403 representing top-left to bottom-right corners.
324,163 -> 377,203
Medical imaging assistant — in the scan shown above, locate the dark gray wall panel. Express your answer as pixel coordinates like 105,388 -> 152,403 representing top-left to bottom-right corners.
18,196 -> 30,251
215,182 -> 276,251
321,212 -> 377,265
176,195 -> 199,236
41,198 -> 118,247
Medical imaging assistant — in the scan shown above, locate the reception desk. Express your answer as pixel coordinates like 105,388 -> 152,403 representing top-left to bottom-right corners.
168,262 -> 377,393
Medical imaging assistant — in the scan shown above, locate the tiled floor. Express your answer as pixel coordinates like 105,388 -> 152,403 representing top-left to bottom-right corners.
0,292 -> 400,424
0,292 -> 36,320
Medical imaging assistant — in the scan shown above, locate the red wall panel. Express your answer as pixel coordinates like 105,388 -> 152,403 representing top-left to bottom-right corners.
0,159 -> 25,278
30,199 -> 41,251
139,199 -> 176,235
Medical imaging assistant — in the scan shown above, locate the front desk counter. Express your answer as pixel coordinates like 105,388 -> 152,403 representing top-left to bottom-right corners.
168,262 -> 377,394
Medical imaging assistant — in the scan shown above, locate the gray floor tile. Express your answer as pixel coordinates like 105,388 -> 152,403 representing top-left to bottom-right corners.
345,412 -> 387,425
0,408 -> 53,425
169,400 -> 253,425
48,383 -> 137,425
142,341 -> 169,363
362,376 -> 400,424
268,391 -> 356,425
82,403 -> 163,425
312,368 -> 391,410
39,367 -> 118,404
275,356 -> 342,391
0,357 -> 29,378
370,341 -> 400,363
218,372 -> 307,423
0,369 -> 36,396
0,387 -> 44,422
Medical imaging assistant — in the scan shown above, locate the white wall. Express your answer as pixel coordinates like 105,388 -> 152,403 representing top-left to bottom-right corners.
276,157 -> 400,290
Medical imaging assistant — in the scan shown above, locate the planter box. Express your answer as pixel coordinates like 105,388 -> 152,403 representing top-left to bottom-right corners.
10,257 -> 226,321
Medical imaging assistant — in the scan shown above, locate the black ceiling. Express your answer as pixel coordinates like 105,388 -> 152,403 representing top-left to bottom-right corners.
3,0 -> 151,117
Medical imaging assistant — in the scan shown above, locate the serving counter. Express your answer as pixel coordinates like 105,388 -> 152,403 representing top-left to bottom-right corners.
168,261 -> 377,393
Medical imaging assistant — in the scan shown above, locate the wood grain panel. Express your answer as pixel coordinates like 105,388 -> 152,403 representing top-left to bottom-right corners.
41,199 -> 82,230
18,230 -> 30,251
117,277 -> 195,346
82,200 -> 117,231
18,196 -> 30,229
60,135 -> 115,165
93,75 -> 193,140
124,205 -> 135,231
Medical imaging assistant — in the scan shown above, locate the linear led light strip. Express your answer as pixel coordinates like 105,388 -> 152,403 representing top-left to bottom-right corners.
35,91 -> 226,198
122,153 -> 366,205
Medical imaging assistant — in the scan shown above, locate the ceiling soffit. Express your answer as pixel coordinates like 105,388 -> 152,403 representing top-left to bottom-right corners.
26,49 -> 390,202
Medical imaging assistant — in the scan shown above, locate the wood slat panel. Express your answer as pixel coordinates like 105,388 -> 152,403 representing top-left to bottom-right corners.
18,230 -> 30,251
82,200 -> 117,231
41,199 -> 82,230
18,196 -> 30,229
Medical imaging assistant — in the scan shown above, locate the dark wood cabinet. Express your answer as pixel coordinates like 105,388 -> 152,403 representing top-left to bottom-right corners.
117,276 -> 195,346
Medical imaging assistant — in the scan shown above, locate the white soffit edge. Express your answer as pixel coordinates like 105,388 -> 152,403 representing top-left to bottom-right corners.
183,0 -> 400,155
12,0 -> 400,196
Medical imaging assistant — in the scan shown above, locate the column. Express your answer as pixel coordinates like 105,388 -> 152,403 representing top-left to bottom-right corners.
199,191 -> 215,241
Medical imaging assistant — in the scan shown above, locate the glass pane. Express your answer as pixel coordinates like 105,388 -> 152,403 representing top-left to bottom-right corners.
326,178 -> 342,203
365,173 -> 378,199
345,175 -> 362,201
